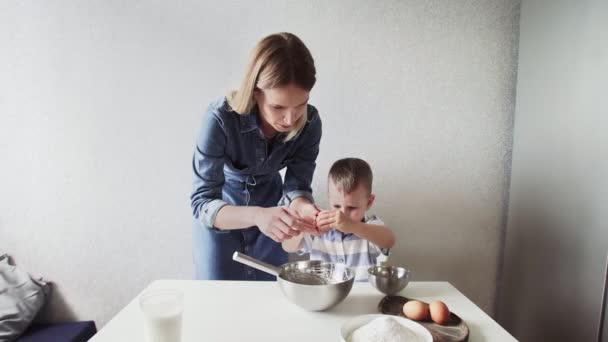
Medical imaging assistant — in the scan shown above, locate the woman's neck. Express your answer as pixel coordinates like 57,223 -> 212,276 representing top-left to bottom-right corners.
258,113 -> 278,140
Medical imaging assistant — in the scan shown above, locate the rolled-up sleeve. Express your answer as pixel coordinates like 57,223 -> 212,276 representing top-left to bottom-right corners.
190,108 -> 228,229
281,109 -> 322,206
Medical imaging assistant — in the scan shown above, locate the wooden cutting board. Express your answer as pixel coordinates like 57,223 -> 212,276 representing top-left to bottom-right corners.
378,296 -> 469,342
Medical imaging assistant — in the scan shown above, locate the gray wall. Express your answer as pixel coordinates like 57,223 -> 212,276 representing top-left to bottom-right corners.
0,1 -> 520,326
498,0 -> 608,341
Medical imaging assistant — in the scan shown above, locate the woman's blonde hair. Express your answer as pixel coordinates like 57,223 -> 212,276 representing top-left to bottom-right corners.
227,32 -> 316,142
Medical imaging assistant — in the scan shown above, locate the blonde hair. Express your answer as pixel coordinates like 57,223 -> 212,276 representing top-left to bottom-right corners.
227,32 -> 316,142
328,158 -> 373,194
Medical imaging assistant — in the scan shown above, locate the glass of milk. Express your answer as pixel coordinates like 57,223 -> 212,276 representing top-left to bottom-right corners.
139,289 -> 183,342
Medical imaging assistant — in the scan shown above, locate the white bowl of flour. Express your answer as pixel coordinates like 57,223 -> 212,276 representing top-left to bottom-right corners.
340,314 -> 432,342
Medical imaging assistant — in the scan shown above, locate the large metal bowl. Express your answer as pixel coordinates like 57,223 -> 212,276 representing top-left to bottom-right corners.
368,265 -> 411,295
233,252 -> 355,311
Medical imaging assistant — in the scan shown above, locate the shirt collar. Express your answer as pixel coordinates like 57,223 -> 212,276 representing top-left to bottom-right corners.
239,105 -> 260,134
239,105 -> 288,142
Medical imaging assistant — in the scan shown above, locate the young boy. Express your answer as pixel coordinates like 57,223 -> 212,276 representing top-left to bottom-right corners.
282,158 -> 395,281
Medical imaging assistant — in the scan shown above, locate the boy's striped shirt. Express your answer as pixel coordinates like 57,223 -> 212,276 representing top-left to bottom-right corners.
298,215 -> 390,281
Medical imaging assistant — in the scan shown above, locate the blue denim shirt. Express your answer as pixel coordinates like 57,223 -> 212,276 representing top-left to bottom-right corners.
190,97 -> 322,280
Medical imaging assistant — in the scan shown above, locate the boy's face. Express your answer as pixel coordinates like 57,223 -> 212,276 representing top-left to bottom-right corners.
327,180 -> 375,223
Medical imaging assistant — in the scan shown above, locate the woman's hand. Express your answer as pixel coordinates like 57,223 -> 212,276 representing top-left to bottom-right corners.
254,207 -> 317,242
289,199 -> 322,235
316,210 -> 354,233
295,203 -> 321,224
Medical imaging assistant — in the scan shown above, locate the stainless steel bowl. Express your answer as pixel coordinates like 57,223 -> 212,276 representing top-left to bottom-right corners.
233,252 -> 355,311
278,261 -> 354,311
368,266 -> 411,295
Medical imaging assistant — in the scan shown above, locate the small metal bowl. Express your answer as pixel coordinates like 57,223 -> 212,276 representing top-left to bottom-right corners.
368,266 -> 411,295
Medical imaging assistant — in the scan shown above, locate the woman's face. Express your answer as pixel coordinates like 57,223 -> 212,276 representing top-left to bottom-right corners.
254,83 -> 310,134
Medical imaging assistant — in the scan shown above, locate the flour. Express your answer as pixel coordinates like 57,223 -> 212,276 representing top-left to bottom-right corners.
347,316 -> 426,342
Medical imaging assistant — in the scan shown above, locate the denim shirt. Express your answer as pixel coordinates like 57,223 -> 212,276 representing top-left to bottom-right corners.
190,98 -> 322,230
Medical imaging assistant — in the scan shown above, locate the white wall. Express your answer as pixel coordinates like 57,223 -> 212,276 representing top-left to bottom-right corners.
497,0 -> 608,341
0,0 -> 520,326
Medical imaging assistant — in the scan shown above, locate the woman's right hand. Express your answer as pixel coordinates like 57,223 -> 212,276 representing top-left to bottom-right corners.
254,207 -> 317,242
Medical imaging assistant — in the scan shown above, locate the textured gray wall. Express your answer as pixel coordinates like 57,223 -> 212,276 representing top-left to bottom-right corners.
498,0 -> 608,341
0,1 -> 520,326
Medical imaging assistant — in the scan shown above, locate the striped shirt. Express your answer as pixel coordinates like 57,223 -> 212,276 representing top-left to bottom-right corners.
298,215 -> 390,281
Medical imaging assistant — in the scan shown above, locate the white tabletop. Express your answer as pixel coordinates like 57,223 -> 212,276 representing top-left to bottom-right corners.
90,280 -> 516,342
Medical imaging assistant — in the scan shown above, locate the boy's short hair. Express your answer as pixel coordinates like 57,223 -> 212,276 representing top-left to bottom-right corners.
328,158 -> 373,194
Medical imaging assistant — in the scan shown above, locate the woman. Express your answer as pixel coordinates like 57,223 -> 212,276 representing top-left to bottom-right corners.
191,33 -> 322,280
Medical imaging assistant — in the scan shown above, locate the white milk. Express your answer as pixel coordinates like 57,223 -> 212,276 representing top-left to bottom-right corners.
140,290 -> 183,342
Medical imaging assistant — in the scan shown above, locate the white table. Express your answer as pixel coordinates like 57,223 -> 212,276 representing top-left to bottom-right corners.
90,280 -> 517,341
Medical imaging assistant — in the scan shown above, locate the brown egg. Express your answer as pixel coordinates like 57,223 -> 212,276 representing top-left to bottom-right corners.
429,301 -> 450,325
402,300 -> 430,321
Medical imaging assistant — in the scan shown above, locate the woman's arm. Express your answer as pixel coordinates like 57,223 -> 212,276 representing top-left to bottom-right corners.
215,205 -> 314,242
282,107 -> 322,221
190,107 -> 229,229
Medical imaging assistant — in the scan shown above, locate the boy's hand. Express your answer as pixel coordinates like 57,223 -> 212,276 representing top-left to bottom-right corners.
316,210 -> 354,233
